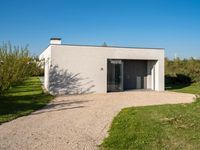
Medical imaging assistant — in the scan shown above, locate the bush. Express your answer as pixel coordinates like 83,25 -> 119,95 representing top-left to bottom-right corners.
28,57 -> 44,76
0,42 -> 43,95
165,74 -> 191,85
165,57 -> 200,84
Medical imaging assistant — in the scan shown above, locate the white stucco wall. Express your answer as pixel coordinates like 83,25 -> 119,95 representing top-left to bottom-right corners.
39,46 -> 52,90
39,44 -> 164,94
147,60 -> 156,90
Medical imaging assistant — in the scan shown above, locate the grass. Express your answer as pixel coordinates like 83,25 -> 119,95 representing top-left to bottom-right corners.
101,83 -> 200,150
166,82 -> 200,94
0,77 -> 53,124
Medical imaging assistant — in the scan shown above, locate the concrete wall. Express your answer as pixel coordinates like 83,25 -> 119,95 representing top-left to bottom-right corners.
39,46 -> 52,90
147,60 -> 156,90
40,44 -> 164,94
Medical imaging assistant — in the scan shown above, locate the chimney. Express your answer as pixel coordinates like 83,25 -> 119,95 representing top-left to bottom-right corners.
50,38 -> 61,45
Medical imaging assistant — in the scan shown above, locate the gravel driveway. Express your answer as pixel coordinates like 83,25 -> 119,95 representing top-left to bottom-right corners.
0,91 -> 195,150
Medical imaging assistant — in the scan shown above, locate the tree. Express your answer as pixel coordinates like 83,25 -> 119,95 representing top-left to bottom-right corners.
0,42 -> 43,95
102,42 -> 108,47
165,57 -> 200,84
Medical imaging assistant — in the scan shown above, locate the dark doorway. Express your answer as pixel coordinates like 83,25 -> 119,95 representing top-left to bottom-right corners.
123,60 -> 147,90
107,60 -> 123,92
107,59 -> 147,92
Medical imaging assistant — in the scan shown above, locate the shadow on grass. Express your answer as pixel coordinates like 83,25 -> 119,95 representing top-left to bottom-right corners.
0,77 -> 54,124
165,74 -> 193,91
0,93 -> 53,116
165,83 -> 191,90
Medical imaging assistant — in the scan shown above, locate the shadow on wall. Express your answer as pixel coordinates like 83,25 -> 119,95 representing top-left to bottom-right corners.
49,65 -> 95,95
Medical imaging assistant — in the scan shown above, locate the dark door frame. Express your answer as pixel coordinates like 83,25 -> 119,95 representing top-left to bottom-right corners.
107,59 -> 123,92
107,59 -> 148,92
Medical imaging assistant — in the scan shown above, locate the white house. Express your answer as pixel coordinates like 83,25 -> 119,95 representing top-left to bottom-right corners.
39,38 -> 164,95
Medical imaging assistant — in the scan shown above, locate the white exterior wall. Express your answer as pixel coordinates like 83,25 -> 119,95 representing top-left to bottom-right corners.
40,44 -> 164,94
39,46 -> 52,90
147,60 -> 156,90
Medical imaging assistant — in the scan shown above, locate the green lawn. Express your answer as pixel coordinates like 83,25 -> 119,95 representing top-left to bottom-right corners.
0,77 -> 53,124
166,82 -> 200,95
101,84 -> 200,150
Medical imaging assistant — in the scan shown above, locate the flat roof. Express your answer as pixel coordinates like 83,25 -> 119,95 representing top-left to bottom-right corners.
50,43 -> 164,50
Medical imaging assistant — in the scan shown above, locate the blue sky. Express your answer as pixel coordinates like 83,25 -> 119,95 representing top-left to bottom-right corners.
0,0 -> 200,58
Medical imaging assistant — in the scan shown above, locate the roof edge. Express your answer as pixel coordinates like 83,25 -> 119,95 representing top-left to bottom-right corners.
50,43 -> 164,50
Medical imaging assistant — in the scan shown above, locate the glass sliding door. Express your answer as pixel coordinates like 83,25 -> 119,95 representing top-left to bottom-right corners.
107,60 -> 123,92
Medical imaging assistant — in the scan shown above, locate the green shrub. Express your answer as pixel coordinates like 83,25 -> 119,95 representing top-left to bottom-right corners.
165,57 -> 200,84
0,42 -> 43,95
165,74 -> 191,85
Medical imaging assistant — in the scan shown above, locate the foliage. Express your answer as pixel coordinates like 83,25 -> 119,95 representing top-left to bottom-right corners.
29,56 -> 44,76
0,77 -> 53,124
165,57 -> 200,84
0,42 -> 43,95
102,42 -> 108,47
165,74 -> 192,85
